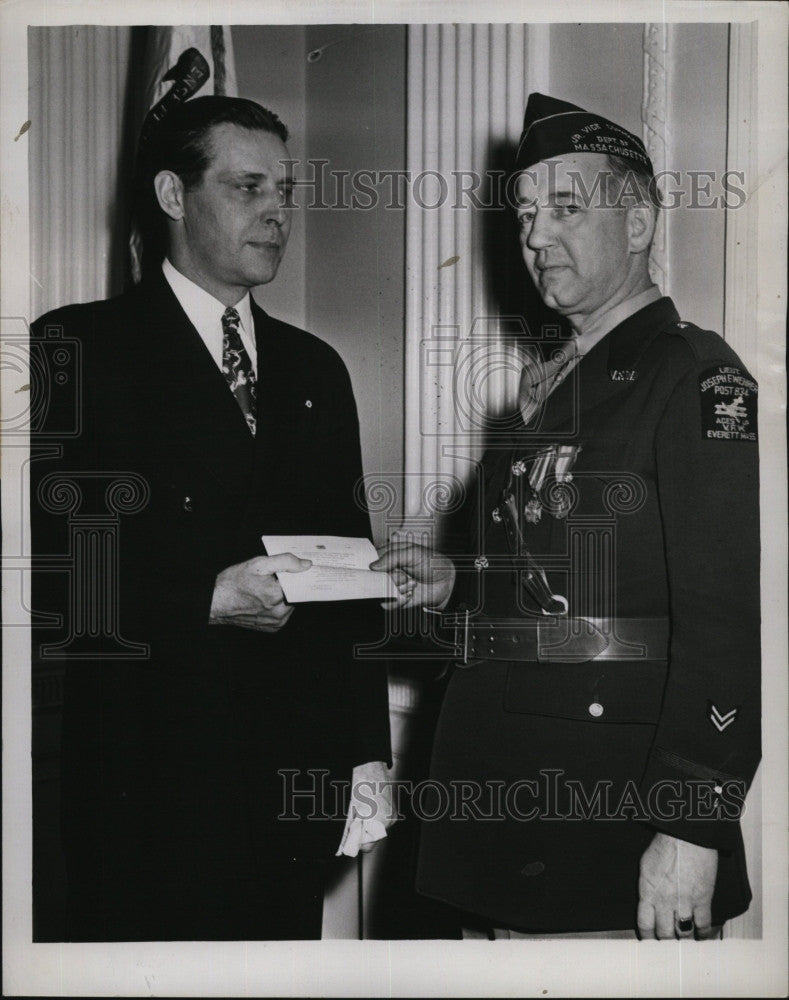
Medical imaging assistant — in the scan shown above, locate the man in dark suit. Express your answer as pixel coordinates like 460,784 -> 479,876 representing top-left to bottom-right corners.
31,96 -> 391,941
373,93 -> 760,939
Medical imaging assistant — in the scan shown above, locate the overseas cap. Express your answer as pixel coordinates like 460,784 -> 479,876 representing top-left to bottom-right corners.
514,92 -> 654,175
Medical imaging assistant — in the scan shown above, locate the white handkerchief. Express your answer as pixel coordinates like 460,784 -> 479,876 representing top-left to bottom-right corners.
336,815 -> 388,858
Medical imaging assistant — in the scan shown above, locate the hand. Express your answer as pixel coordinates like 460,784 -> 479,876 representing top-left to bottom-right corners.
209,553 -> 311,632
336,760 -> 398,858
370,540 -> 456,611
637,831 -> 718,939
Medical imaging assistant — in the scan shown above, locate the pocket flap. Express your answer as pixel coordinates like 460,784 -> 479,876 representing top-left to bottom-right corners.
503,660 -> 667,724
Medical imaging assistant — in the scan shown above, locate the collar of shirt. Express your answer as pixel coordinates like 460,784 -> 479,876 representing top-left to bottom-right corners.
573,284 -> 662,358
162,258 -> 257,375
519,285 -> 663,419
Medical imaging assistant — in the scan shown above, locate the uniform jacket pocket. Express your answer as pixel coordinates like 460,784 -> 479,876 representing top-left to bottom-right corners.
503,659 -> 667,725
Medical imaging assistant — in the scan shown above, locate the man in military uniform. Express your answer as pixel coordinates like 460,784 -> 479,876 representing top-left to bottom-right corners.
373,93 -> 760,939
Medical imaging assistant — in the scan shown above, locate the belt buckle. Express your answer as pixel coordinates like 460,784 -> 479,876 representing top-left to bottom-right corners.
446,608 -> 479,668
452,608 -> 470,666
451,609 -> 486,669
427,606 -> 476,668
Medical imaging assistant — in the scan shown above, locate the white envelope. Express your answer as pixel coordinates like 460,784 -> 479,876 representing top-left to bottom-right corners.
261,535 -> 394,602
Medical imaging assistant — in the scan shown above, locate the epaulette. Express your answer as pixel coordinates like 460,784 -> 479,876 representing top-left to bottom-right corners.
664,319 -> 742,366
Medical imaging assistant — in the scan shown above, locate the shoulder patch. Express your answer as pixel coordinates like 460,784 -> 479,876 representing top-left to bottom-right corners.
699,365 -> 758,442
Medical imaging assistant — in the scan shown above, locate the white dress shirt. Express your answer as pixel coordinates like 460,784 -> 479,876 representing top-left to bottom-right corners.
162,258 -> 258,376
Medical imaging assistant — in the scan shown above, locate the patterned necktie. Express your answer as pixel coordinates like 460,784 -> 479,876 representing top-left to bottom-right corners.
221,306 -> 257,435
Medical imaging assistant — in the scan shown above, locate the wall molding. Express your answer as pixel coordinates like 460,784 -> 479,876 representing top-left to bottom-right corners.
720,20 -> 761,941
723,22 -> 758,361
403,24 -> 542,530
642,22 -> 670,291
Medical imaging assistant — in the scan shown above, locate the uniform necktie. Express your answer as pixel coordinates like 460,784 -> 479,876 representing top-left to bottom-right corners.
221,306 -> 257,435
518,340 -> 580,425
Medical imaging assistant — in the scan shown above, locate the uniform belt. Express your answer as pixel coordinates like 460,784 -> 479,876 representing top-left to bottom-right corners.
443,613 -> 670,665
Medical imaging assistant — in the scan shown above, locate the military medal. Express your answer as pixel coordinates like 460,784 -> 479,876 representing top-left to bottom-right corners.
523,496 -> 543,523
546,444 -> 581,518
498,443 -> 582,534
554,444 -> 579,483
528,447 -> 555,492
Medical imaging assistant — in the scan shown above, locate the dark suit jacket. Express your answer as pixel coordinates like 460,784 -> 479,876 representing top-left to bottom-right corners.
31,272 -> 391,938
416,297 -> 760,932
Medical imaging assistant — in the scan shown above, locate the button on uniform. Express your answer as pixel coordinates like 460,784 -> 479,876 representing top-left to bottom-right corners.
588,702 -> 604,718
183,496 -> 193,512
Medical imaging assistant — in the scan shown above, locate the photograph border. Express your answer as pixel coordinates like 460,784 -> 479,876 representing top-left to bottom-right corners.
2,1 -> 787,996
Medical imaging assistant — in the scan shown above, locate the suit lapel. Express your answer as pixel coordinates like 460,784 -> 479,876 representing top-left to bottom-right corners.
128,273 -> 257,492
250,299 -> 309,463
537,297 -> 681,437
250,299 -> 282,459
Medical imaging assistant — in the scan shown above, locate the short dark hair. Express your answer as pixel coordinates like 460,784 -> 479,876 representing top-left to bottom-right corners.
605,153 -> 663,210
133,96 -> 289,276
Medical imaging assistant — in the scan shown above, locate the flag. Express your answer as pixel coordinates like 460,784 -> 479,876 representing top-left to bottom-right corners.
141,25 -> 237,109
130,26 -> 237,282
